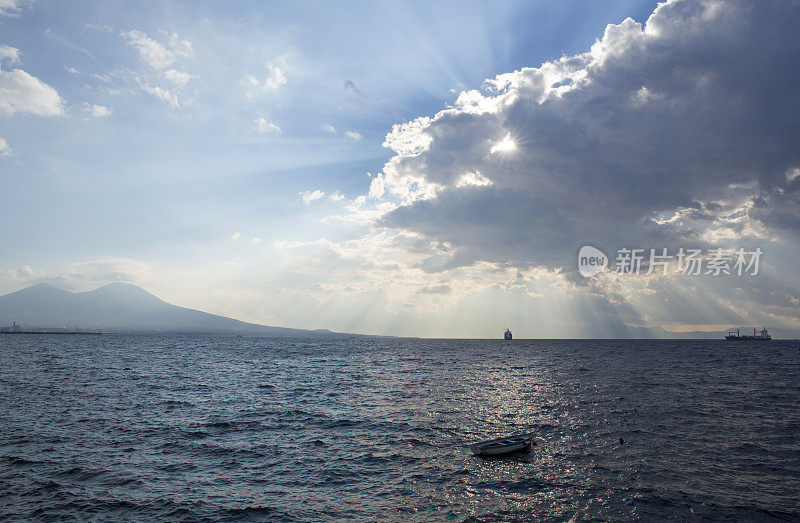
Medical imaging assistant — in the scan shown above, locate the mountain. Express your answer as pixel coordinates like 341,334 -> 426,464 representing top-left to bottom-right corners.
0,283 -> 343,336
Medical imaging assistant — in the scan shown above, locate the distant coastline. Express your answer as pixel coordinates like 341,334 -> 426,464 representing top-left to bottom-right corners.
0,327 -> 102,335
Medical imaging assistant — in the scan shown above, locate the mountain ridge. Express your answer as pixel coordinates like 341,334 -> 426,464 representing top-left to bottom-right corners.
0,283 -> 344,337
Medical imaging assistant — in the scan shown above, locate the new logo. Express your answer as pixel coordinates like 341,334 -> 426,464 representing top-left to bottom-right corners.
578,245 -> 607,277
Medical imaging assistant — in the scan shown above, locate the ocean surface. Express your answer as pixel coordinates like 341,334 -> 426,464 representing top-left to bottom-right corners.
1,336 -> 798,521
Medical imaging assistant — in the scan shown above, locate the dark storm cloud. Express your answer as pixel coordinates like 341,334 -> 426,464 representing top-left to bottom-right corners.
373,0 -> 800,274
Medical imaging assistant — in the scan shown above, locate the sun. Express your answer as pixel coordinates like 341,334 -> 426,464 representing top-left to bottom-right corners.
490,133 -> 517,154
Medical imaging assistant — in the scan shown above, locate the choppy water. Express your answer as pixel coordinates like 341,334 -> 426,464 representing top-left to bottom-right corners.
1,336 -> 798,521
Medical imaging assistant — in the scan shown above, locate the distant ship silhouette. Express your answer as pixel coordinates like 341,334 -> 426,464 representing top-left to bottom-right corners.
504,328 -> 512,340
725,327 -> 771,341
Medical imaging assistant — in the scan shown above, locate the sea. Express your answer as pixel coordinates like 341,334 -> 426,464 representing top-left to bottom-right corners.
1,335 -> 798,521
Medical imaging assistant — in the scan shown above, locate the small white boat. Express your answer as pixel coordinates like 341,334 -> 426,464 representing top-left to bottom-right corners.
470,433 -> 535,456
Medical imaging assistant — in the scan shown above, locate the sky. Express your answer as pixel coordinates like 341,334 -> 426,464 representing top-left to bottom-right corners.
1,0 -> 799,338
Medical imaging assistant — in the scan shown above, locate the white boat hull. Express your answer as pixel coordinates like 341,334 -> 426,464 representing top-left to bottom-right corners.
470,433 -> 534,456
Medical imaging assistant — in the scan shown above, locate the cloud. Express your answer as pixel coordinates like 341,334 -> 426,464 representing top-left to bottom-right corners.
253,117 -> 281,134
229,231 -> 264,246
300,190 -> 325,204
0,47 -> 65,116
143,85 -> 179,107
382,117 -> 432,156
120,30 -> 192,70
0,137 -> 11,157
489,134 -> 516,154
0,0 -> 24,17
0,45 -> 19,64
343,79 -> 367,100
268,230 -> 606,336
298,190 -> 347,205
0,258 -> 161,293
243,63 -> 286,98
365,0 -> 800,279
163,69 -> 194,87
456,171 -> 493,188
8,264 -> 44,282
273,0 -> 800,336
84,103 -> 111,117
327,126 -> 363,141
417,284 -> 452,295
120,30 -> 195,106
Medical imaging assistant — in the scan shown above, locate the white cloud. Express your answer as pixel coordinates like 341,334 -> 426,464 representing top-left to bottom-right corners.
323,123 -> 336,134
143,85 -> 179,107
229,232 -> 263,245
0,48 -> 65,116
0,258 -> 172,295
8,264 -> 45,282
85,104 -> 111,117
0,0 -> 24,17
0,137 -> 12,157
263,64 -> 286,89
120,30 -> 195,106
368,174 -> 386,199
300,190 -> 325,204
383,117 -> 431,156
299,191 -> 347,204
253,117 -> 281,135
456,171 -> 493,188
163,69 -> 194,87
120,30 -> 192,70
454,88 -> 513,115
243,63 -> 286,98
0,45 -> 19,64
630,85 -> 664,106
344,130 -> 362,141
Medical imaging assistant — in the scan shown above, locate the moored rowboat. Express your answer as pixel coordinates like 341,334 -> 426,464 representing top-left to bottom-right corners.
470,433 -> 535,456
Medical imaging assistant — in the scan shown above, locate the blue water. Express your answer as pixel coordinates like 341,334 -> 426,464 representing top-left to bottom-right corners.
1,336 -> 798,520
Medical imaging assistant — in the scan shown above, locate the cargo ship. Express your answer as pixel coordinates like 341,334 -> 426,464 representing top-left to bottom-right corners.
725,327 -> 770,341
